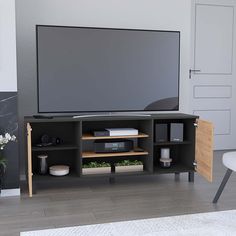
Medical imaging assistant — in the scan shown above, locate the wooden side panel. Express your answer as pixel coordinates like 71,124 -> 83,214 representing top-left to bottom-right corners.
27,123 -> 33,197
195,119 -> 214,182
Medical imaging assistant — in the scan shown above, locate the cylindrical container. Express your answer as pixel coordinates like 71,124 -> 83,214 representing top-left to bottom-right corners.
161,148 -> 170,159
160,158 -> 172,168
37,154 -> 48,175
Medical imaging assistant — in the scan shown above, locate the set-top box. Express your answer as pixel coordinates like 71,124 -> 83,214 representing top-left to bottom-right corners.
94,139 -> 134,153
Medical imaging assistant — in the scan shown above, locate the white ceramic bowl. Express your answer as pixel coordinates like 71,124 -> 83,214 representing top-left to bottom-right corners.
49,165 -> 69,176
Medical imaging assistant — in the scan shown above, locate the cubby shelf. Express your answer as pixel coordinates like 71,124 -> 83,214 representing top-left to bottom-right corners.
82,150 -> 149,158
32,144 -> 78,152
33,171 -> 79,184
154,141 -> 191,146
154,164 -> 194,174
82,132 -> 149,140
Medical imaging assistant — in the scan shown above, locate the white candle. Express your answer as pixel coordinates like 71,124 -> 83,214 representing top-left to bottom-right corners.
161,148 -> 170,159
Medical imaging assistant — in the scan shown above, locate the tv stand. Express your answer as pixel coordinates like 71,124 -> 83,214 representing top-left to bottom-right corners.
25,113 -> 213,197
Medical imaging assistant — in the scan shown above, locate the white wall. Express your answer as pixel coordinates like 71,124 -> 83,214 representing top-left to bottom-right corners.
0,0 -> 17,92
16,0 -> 192,174
16,0 -> 192,113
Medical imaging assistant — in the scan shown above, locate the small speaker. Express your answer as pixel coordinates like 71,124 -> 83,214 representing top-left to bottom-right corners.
170,123 -> 184,142
155,124 -> 168,142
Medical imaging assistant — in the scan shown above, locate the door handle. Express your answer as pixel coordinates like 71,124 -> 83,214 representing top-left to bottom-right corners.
189,69 -> 201,79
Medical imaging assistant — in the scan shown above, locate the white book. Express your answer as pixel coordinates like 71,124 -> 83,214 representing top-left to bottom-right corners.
105,128 -> 139,136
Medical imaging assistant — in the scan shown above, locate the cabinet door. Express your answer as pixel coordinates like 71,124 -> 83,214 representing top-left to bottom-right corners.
195,119 -> 214,182
27,123 -> 33,197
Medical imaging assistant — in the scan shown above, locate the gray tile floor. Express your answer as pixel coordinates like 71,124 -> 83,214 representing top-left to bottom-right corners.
1,151 -> 236,236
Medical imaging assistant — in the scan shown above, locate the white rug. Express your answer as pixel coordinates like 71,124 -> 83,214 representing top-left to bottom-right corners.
21,210 -> 236,236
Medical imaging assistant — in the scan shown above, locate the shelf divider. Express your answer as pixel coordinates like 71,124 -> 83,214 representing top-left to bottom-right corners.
82,150 -> 149,158
82,132 -> 149,140
32,144 -> 78,151
154,141 -> 191,146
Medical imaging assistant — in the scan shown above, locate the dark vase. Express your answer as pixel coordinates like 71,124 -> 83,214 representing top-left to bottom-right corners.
0,164 -> 5,193
0,149 -> 6,192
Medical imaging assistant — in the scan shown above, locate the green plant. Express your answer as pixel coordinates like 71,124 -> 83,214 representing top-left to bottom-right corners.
116,160 -> 143,166
82,161 -> 111,168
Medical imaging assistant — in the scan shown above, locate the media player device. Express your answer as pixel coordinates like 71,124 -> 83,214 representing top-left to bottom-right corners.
93,130 -> 110,137
170,123 -> 184,142
94,139 -> 134,153
155,124 -> 168,142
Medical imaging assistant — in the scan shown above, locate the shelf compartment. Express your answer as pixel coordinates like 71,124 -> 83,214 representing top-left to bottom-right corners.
32,144 -> 78,151
153,163 -> 194,174
154,141 -> 191,146
82,150 -> 149,158
33,171 -> 79,184
82,132 -> 149,140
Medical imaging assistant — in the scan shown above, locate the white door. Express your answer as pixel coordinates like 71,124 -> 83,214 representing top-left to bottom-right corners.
190,0 -> 236,150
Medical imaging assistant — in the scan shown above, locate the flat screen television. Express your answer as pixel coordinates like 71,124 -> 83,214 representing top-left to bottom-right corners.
36,25 -> 180,113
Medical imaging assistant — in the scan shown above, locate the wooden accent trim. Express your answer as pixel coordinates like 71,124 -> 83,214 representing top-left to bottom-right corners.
82,150 -> 148,158
82,132 -> 149,140
27,123 -> 33,197
195,119 -> 214,182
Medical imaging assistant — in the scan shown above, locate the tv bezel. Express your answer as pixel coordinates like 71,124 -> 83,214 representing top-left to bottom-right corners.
36,25 -> 180,114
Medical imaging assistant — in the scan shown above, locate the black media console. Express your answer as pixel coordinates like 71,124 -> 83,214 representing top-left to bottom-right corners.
25,113 -> 213,197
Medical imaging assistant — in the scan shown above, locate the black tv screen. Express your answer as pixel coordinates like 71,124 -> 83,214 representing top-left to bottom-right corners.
36,25 -> 180,113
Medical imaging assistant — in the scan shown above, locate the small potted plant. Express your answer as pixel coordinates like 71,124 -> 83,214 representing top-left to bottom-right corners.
0,133 -> 16,190
115,160 -> 143,173
82,161 -> 111,175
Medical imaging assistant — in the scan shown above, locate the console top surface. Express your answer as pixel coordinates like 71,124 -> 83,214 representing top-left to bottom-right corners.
24,113 -> 199,123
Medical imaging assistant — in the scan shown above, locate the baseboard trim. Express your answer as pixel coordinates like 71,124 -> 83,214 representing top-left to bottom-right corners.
0,188 -> 20,197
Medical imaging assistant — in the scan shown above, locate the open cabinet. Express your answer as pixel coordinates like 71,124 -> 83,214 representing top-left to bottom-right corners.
25,114 -> 213,197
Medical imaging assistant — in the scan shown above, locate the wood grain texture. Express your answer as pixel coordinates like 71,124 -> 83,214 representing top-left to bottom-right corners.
27,123 -> 33,197
82,132 -> 149,140
195,119 -> 214,182
82,150 -> 149,158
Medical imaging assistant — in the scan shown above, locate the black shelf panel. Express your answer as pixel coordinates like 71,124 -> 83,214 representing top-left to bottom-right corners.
33,170 -> 149,183
32,144 -> 79,151
153,163 -> 194,174
154,141 -> 191,146
81,170 -> 150,178
33,171 -> 79,184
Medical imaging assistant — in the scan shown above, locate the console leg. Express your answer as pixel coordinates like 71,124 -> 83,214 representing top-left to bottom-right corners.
188,172 -> 194,182
175,172 -> 180,181
109,163 -> 115,184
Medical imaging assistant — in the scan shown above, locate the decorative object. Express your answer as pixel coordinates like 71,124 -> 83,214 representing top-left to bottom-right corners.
160,148 -> 170,159
49,165 -> 69,176
0,133 -> 16,190
82,162 -> 111,175
115,160 -> 143,173
20,210 -> 236,236
37,154 -> 48,175
160,158 -> 172,168
160,147 -> 172,168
